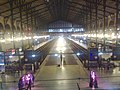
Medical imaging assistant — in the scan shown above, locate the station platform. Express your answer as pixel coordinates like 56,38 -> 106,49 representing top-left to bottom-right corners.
0,38 -> 120,90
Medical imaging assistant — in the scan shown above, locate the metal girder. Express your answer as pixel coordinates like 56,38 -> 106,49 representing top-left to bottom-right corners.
62,0 -> 69,20
53,0 -> 58,19
35,13 -> 50,19
67,12 -> 84,24
8,0 -> 16,49
44,0 -> 55,19
103,0 -> 106,51
84,0 -> 120,11
115,0 -> 119,46
0,1 -> 9,6
69,1 -> 114,15
21,10 -> 49,22
0,0 -> 39,14
4,3 -> 45,18
69,7 -> 103,19
24,10 -> 48,19
68,4 -> 110,18
46,18 -> 61,25
23,18 -> 49,25
61,0 -> 64,19
58,0 -> 61,18
14,6 -> 48,19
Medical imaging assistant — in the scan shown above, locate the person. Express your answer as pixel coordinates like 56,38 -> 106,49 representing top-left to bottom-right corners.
32,74 -> 35,87
89,70 -> 98,88
18,77 -> 24,90
89,71 -> 93,88
27,79 -> 32,90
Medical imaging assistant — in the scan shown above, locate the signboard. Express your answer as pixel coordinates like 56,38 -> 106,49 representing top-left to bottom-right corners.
89,48 -> 98,61
5,48 -> 24,56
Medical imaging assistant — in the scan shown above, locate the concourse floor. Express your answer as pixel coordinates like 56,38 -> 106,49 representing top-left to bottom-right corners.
1,38 -> 120,90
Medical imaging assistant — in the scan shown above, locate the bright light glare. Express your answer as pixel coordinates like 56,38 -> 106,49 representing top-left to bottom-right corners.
98,52 -> 103,55
57,37 -> 66,47
56,47 -> 66,52
55,54 -> 58,56
9,56 -> 13,58
32,54 -> 36,57
80,40 -> 83,43
33,35 -> 50,39
19,48 -> 22,51
77,53 -> 80,56
56,37 -> 66,52
0,39 -> 5,42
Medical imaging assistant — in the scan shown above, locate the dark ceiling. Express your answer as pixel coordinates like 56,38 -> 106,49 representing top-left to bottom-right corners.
0,0 -> 119,28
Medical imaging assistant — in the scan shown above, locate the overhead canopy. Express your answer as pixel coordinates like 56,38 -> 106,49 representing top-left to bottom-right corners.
0,0 -> 118,29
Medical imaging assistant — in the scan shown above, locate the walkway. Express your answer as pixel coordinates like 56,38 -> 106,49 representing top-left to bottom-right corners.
0,38 -> 120,90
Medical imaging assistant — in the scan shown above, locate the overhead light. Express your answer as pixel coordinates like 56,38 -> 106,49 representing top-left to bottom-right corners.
77,53 -> 80,56
32,54 -> 36,58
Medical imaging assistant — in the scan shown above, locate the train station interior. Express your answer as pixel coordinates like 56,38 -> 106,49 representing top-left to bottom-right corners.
0,0 -> 120,90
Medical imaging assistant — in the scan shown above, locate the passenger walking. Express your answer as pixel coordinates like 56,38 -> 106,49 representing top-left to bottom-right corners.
18,77 -> 24,90
32,74 -> 35,87
27,79 -> 32,90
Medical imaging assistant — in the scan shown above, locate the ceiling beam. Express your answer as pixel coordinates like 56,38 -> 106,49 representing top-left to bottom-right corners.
4,3 -> 45,18
17,9 -> 49,22
13,6 -> 48,19
0,0 -> 39,14
69,1 -> 115,15
0,1 -> 9,6
83,0 -> 120,11
44,0 -> 55,20
69,7 -> 103,19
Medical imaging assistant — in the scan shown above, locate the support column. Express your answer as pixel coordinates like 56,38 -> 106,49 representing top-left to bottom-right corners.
90,1 -> 92,42
88,1 -> 93,70
19,0 -> 25,50
25,4 -> 31,48
15,0 -> 26,69
30,9 -> 34,49
8,0 -> 16,50
115,0 -> 119,46
95,0 -> 98,48
103,0 -> 106,52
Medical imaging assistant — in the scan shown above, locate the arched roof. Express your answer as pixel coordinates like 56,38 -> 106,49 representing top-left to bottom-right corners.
0,0 -> 119,29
